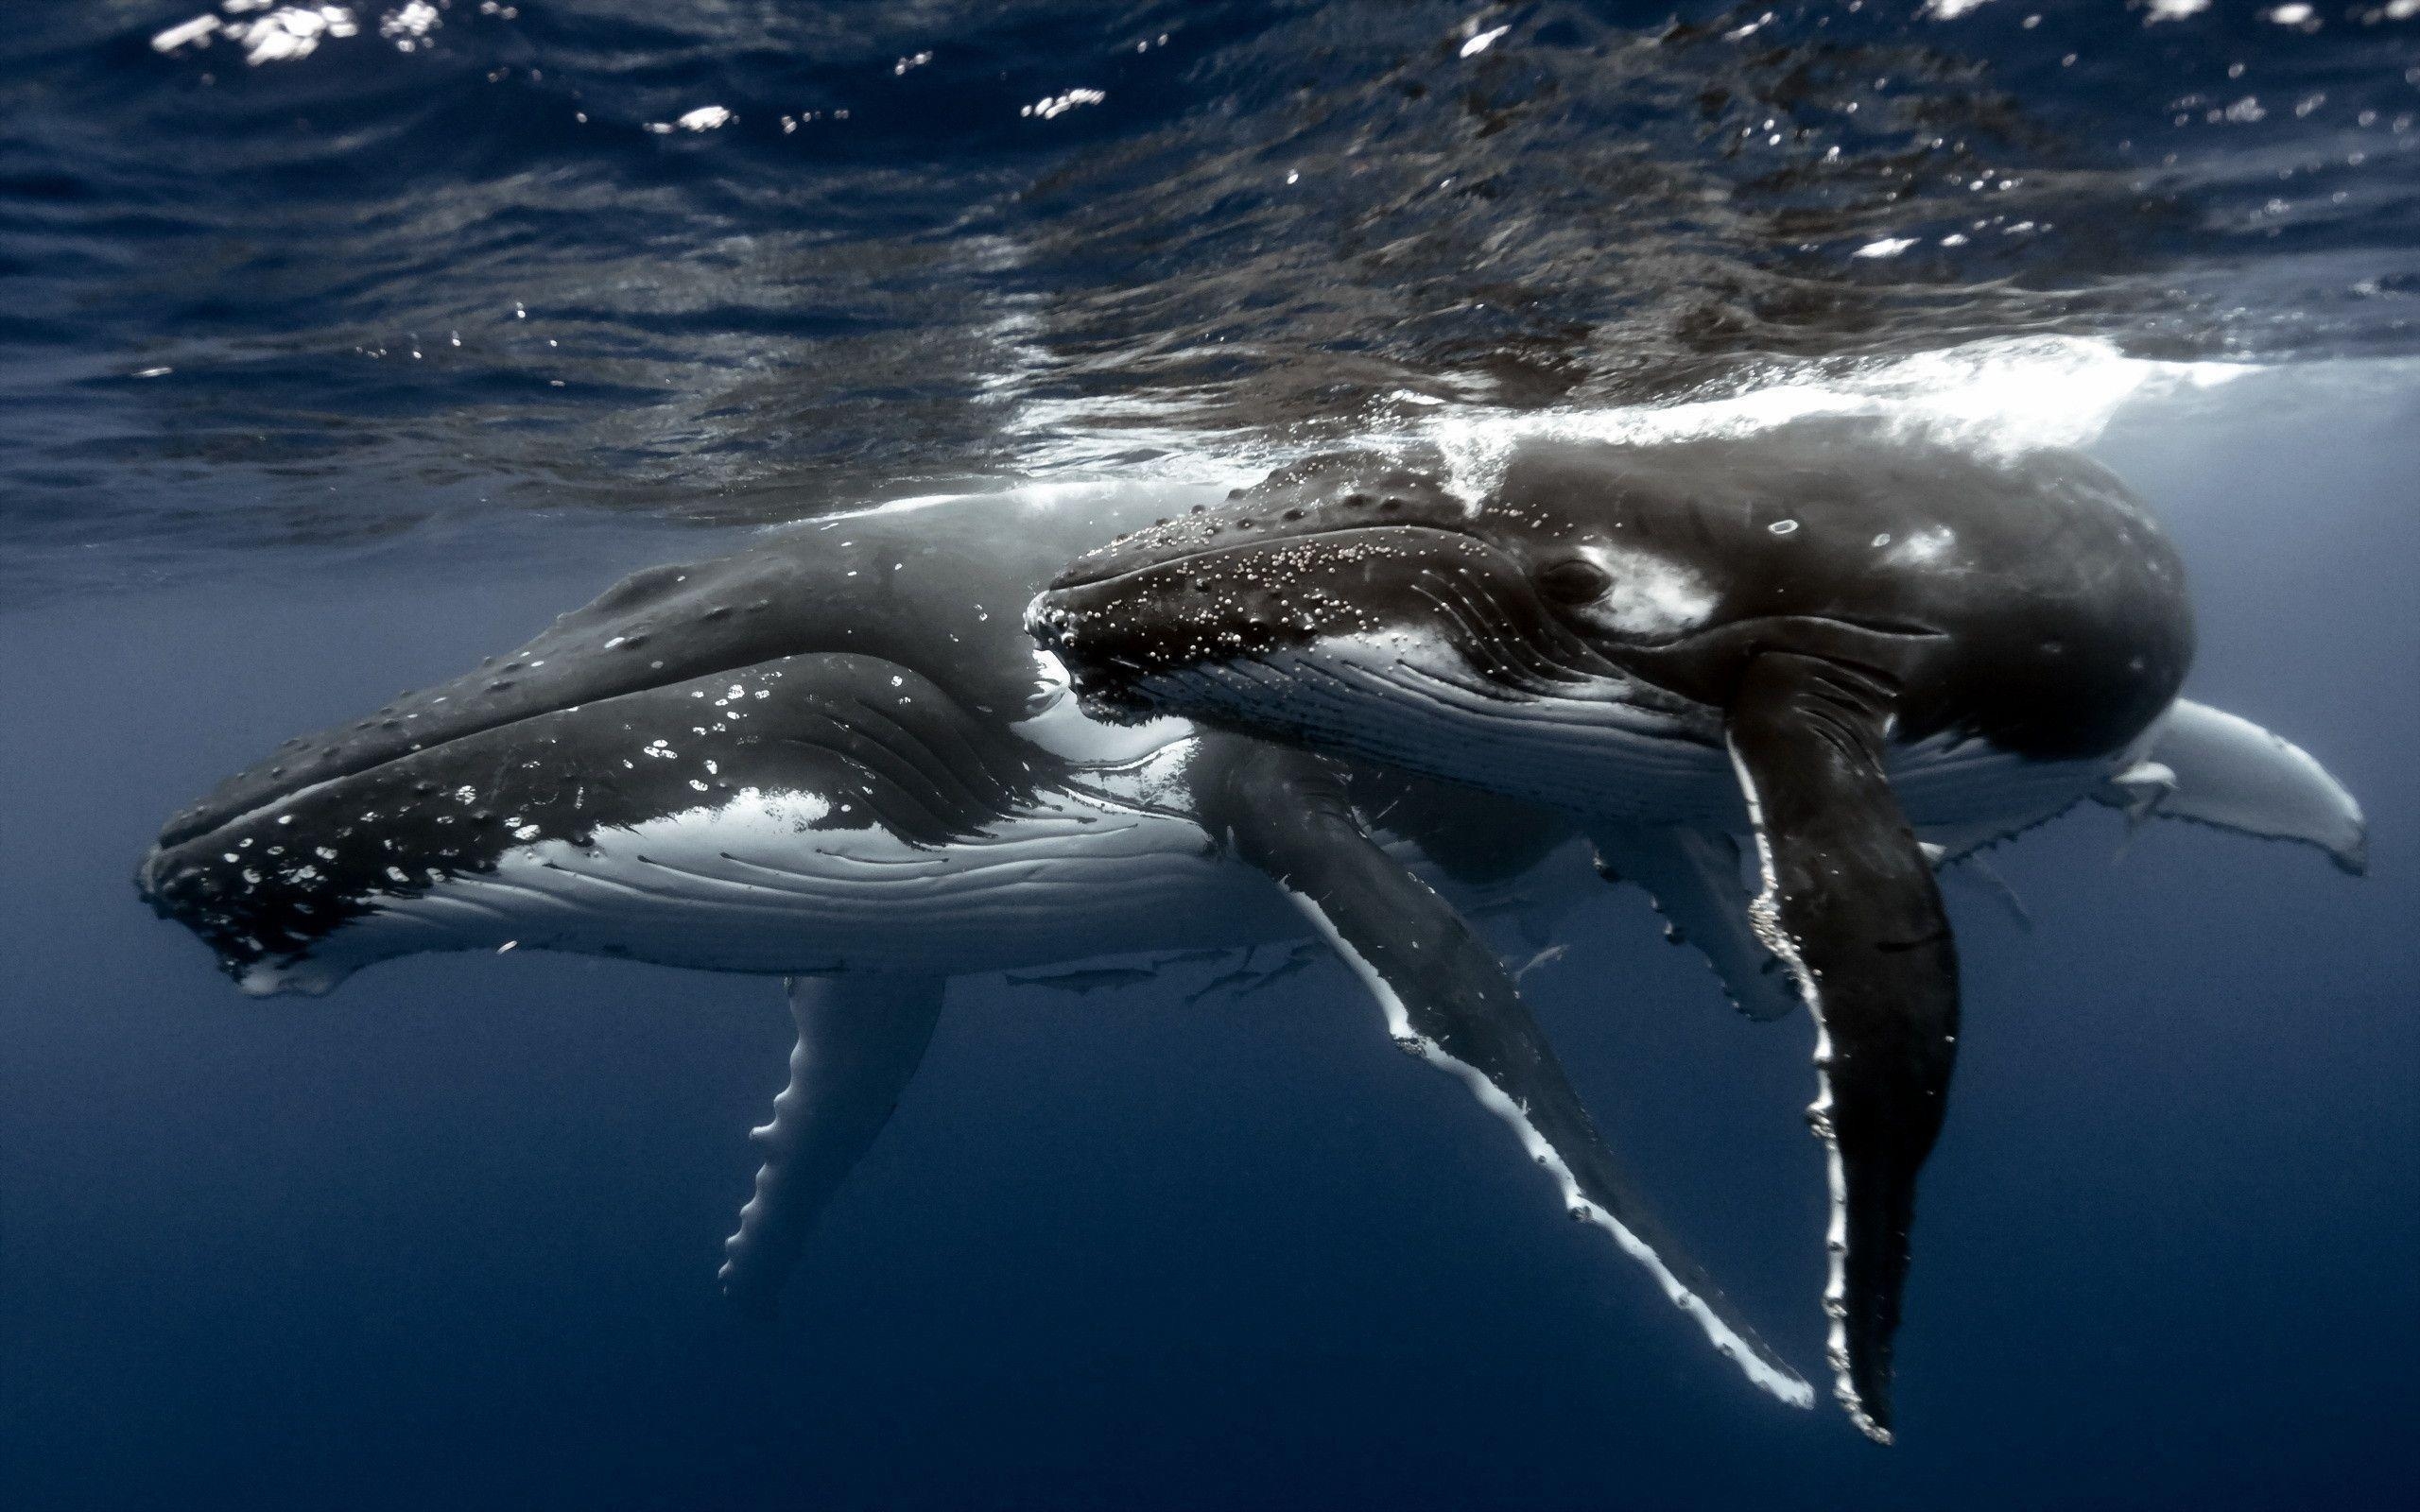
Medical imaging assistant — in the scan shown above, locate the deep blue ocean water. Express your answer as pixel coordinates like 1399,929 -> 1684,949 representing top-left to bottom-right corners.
3,4 -> 2416,1508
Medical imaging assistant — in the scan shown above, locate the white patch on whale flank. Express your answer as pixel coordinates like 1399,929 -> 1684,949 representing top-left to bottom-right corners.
1015,647 -> 1200,764
1571,543 -> 1720,639
1883,525 -> 1957,567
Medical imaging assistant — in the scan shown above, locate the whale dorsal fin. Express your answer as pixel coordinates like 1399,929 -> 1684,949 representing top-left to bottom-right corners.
2101,698 -> 2366,874
1588,823 -> 1802,1022
719,973 -> 945,1316
1191,737 -> 1812,1410
1725,651 -> 1960,1445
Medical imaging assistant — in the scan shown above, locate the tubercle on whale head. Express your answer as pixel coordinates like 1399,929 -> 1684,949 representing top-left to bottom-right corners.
1028,522 -> 1575,729
1043,452 -> 1471,588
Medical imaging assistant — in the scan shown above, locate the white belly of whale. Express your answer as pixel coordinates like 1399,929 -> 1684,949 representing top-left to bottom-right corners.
242,784 -> 1302,995
1151,651 -> 2111,831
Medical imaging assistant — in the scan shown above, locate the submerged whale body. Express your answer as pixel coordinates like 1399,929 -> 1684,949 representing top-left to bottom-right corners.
142,424 -> 2364,1444
1035,417 -> 2368,1442
137,480 -> 1817,1402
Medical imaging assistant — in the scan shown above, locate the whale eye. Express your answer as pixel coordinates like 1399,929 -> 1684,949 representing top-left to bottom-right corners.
1536,558 -> 1612,605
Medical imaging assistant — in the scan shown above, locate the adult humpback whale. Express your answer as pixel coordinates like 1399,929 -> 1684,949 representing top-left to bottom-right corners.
137,481 -> 1816,1407
1033,419 -> 2367,1442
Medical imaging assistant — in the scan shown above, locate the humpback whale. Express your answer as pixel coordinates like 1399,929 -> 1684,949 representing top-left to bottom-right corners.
137,481 -> 1814,1407
1033,419 -> 2367,1442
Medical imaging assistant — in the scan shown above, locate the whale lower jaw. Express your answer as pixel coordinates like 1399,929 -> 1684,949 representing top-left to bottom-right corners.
217,773 -> 1594,998
216,781 -> 1278,995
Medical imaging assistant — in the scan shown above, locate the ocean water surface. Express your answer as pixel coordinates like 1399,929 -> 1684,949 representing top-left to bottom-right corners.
2,4 -> 2415,1508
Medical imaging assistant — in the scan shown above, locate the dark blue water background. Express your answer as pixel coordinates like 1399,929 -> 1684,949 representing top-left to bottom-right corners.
3,3 -> 2415,1507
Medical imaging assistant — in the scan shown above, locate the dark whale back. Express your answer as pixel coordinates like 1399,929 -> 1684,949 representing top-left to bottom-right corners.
1488,424 -> 2195,760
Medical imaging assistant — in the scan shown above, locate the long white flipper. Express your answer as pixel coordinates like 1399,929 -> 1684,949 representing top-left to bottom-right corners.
720,973 -> 945,1315
2101,697 -> 2367,873
1727,652 -> 1960,1446
1193,738 -> 1812,1408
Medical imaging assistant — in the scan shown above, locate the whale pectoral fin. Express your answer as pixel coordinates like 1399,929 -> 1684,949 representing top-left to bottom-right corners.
2099,697 -> 2367,874
1724,652 -> 1960,1446
1588,823 -> 1801,1022
1194,738 -> 1811,1410
719,972 -> 945,1317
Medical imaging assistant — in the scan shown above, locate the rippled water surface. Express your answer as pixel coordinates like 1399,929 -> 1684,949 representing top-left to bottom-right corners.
7,0 -> 2418,587
2,4 -> 2415,1509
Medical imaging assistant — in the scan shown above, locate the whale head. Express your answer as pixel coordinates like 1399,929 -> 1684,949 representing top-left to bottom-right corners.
139,537 -> 1058,994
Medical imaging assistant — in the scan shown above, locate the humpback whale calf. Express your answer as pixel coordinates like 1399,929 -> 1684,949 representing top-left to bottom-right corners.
1033,418 -> 2367,1442
138,481 -> 1816,1407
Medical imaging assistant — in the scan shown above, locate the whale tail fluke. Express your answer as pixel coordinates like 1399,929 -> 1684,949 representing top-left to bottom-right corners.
2100,697 -> 2366,874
